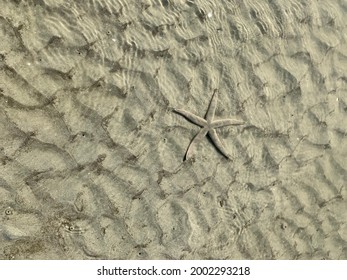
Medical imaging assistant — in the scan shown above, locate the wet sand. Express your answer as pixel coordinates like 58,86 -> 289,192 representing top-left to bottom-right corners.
0,0 -> 346,259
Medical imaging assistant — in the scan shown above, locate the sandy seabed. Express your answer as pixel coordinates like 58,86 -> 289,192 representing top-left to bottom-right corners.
0,0 -> 346,259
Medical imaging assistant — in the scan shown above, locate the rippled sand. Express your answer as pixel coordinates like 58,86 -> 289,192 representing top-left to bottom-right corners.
0,0 -> 346,259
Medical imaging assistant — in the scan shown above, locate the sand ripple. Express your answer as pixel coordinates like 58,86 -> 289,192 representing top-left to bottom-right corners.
0,0 -> 346,259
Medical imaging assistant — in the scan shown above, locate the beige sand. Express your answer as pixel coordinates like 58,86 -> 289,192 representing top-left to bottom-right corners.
0,0 -> 346,259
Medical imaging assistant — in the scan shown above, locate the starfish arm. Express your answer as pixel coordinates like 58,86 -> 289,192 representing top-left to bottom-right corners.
185,127 -> 209,160
212,118 -> 244,128
208,128 -> 232,159
174,108 -> 207,127
205,90 -> 219,123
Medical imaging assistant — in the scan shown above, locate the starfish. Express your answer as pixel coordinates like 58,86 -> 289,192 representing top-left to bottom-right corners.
174,90 -> 244,160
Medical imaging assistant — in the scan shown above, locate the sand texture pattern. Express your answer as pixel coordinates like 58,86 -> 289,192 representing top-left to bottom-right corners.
0,0 -> 346,259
